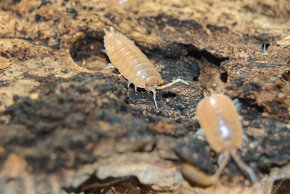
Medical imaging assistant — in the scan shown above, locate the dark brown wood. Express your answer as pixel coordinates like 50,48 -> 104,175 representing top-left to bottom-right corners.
0,0 -> 289,193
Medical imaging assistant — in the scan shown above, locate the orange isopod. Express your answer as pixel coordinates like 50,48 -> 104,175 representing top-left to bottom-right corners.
197,94 -> 243,152
195,94 -> 256,182
277,35 -> 290,47
104,28 -> 188,108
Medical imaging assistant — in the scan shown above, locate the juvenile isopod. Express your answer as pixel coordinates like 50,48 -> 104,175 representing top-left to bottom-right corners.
104,28 -> 188,108
277,36 -> 290,47
196,94 -> 257,183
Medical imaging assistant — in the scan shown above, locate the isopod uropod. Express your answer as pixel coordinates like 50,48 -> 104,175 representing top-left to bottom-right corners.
104,28 -> 188,108
196,94 -> 257,182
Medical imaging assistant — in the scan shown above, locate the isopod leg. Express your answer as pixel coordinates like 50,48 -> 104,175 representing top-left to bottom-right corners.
195,128 -> 205,137
155,78 -> 189,90
233,98 -> 241,112
230,150 -> 257,182
134,85 -> 138,92
242,134 -> 249,143
127,81 -> 131,88
105,63 -> 115,69
151,89 -> 158,109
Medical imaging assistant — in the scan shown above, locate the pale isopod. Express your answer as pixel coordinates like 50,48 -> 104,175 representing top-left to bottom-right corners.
104,28 -> 188,108
101,0 -> 138,10
196,94 -> 256,182
277,36 -> 290,47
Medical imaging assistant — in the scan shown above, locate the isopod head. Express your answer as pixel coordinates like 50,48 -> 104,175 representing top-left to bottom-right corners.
145,76 -> 164,88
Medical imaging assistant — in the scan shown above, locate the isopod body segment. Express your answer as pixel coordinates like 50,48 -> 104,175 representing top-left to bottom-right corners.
104,28 -> 188,108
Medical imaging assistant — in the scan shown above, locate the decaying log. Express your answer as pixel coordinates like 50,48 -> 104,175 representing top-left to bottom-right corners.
0,0 -> 289,193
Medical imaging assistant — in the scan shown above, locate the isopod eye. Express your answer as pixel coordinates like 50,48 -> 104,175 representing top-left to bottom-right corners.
159,80 -> 164,86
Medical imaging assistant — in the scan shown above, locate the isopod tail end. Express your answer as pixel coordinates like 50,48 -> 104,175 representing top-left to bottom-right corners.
104,26 -> 115,35
103,28 -> 109,35
105,63 -> 115,69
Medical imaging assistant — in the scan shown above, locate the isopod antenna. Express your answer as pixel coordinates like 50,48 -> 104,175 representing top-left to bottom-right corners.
151,78 -> 189,108
155,78 -> 189,90
230,150 -> 257,182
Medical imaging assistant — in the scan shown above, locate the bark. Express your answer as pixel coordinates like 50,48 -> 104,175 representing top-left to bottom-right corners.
0,0 -> 289,193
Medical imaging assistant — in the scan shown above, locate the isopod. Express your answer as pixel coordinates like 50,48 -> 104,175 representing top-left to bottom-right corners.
104,28 -> 188,108
101,0 -> 137,10
196,94 -> 256,182
277,36 -> 290,47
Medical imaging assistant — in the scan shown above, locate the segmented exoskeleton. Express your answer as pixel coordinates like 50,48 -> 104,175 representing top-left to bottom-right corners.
104,28 -> 188,108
